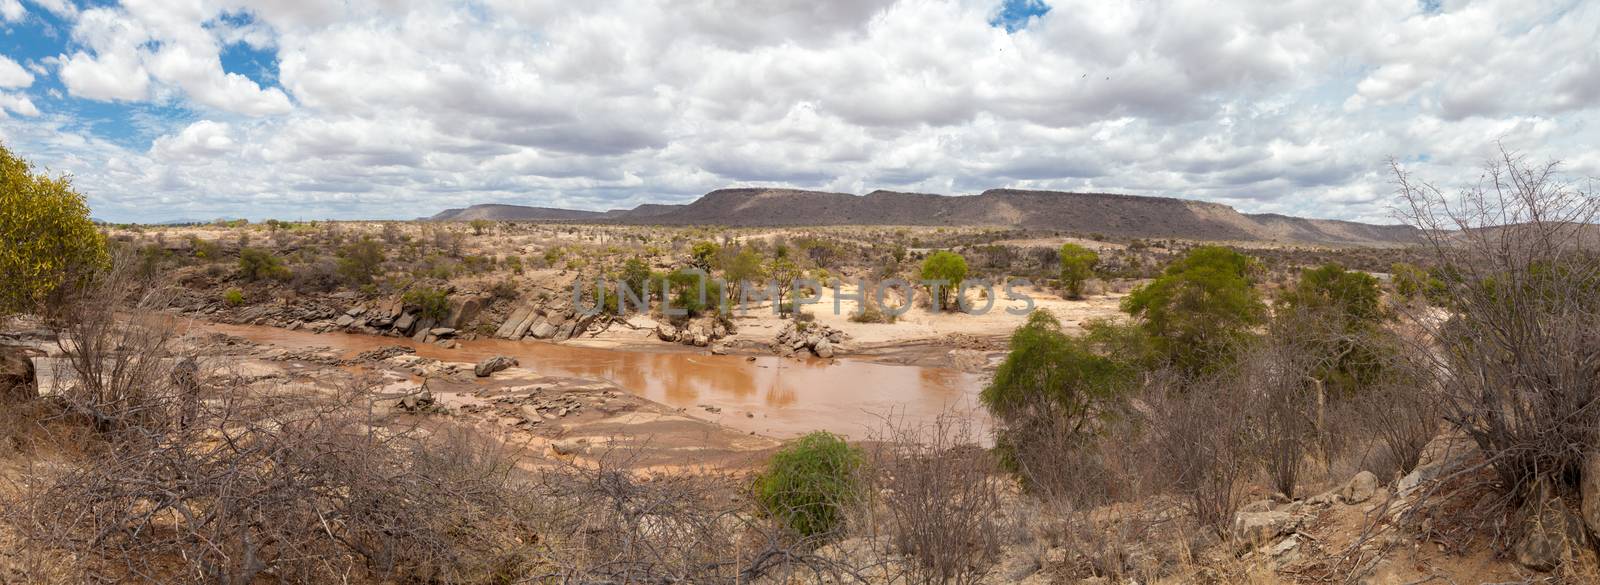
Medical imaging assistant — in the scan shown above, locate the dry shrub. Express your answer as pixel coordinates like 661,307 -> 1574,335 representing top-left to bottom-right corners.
867,412 -> 1003,585
534,443 -> 868,584
8,254 -> 539,584
1144,368 -> 1258,535
1393,149 -> 1600,503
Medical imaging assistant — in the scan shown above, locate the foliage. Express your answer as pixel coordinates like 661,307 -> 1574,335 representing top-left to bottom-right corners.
1275,263 -> 1389,393
1121,246 -> 1264,375
689,241 -> 720,271
1057,243 -> 1099,299
918,250 -> 968,310
337,236 -> 386,285
754,431 -> 863,539
222,288 -> 245,306
0,143 -> 108,316
1390,262 -> 1445,304
403,287 -> 451,321
238,247 -> 291,281
722,248 -> 766,295
189,235 -> 220,261
982,311 -> 1134,485
469,218 -> 492,236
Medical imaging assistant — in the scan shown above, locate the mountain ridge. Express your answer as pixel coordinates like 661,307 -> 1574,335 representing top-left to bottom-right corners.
428,188 -> 1420,246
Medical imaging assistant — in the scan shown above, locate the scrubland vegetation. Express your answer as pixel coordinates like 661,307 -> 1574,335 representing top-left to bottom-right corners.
4,143 -> 1600,583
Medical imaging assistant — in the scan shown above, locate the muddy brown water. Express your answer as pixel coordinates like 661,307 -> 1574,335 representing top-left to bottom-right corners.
196,322 -> 990,441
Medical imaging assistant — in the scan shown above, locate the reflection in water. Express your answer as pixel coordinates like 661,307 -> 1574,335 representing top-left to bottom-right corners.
197,321 -> 989,440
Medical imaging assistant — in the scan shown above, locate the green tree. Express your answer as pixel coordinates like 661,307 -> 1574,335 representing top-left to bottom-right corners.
1058,243 -> 1099,299
1390,262 -> 1445,304
982,310 -> 1133,431
337,237 -> 386,285
1276,263 -> 1389,393
754,431 -> 862,539
723,248 -> 767,302
919,250 -> 968,311
0,143 -> 108,316
238,248 -> 291,281
469,219 -> 492,236
1122,246 -> 1264,375
402,287 -> 451,321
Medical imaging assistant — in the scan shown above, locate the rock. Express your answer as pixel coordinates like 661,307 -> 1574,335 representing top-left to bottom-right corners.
814,337 -> 834,358
445,297 -> 482,329
1342,470 -> 1380,504
345,307 -> 364,317
474,355 -> 518,377
1,346 -> 39,402
547,312 -> 569,327
428,327 -> 456,337
1583,453 -> 1600,539
1232,510 -> 1300,550
550,438 -> 586,456
335,314 -> 355,328
555,321 -> 577,341
656,325 -> 679,342
496,305 -> 533,338
394,312 -> 417,334
709,342 -> 728,355
512,312 -> 542,339
529,321 -> 557,339
410,318 -> 435,342
1515,495 -> 1592,572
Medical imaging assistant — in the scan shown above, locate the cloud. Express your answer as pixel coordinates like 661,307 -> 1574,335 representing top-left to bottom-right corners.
0,55 -> 33,88
0,0 -> 1593,224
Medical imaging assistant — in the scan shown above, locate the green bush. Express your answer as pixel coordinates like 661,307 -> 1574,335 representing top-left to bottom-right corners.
0,143 -> 108,316
337,237 -> 386,285
403,287 -> 451,321
755,431 -> 862,539
238,247 -> 291,281
1058,243 -> 1099,299
222,288 -> 245,306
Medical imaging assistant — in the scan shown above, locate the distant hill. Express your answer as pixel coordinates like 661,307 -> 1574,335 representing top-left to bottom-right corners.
428,204 -> 608,222
428,188 -> 1422,246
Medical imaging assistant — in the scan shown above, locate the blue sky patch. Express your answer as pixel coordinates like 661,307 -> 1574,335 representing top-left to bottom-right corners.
991,0 -> 1051,33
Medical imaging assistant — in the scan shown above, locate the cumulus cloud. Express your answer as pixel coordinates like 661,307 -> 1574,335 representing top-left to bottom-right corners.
0,0 -> 1594,223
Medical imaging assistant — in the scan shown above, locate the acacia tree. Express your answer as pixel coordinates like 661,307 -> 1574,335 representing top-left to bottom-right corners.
919,251 -> 968,311
1057,243 -> 1099,299
1121,246 -> 1265,376
1275,263 -> 1388,394
0,143 -> 107,317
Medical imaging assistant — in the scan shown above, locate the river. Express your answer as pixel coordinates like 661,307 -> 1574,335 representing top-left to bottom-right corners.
197,322 -> 990,440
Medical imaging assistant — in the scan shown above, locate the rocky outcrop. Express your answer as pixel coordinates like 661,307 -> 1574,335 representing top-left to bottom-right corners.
773,321 -> 846,358
653,316 -> 732,348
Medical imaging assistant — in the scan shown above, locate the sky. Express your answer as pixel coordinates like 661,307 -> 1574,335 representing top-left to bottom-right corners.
0,0 -> 1595,224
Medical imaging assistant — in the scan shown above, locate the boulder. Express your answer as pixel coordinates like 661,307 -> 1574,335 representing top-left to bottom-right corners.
335,314 -> 355,328
1,346 -> 38,402
1232,510 -> 1300,550
554,321 -> 577,341
496,305 -> 534,338
394,312 -> 417,334
475,355 -> 518,377
547,312 -> 569,327
814,337 -> 834,358
445,296 -> 482,329
428,327 -> 456,337
529,320 -> 558,339
1341,470 -> 1381,504
410,318 -> 435,342
511,312 -> 542,339
1515,495 -> 1592,572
